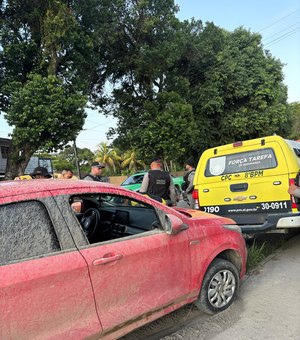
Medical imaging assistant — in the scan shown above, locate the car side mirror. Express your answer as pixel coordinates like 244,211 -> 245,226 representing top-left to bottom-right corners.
165,214 -> 189,235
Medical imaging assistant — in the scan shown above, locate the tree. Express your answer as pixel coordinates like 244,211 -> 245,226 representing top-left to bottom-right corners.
175,23 -> 290,150
0,1 -> 107,178
1,0 -> 291,177
287,102 -> 300,140
52,146 -> 95,173
104,15 -> 290,160
99,1 -> 197,161
94,142 -> 122,174
121,150 -> 146,174
4,74 -> 86,178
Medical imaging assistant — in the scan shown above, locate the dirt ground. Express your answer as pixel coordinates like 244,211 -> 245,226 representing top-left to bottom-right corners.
123,232 -> 300,340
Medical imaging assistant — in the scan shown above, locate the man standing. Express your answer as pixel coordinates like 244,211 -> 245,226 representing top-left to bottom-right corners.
140,157 -> 176,206
83,162 -> 105,182
182,159 -> 196,208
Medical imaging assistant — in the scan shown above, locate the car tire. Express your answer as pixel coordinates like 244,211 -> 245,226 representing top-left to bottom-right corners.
195,258 -> 239,315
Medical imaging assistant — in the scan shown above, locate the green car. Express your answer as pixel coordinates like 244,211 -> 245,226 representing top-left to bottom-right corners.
121,171 -> 184,192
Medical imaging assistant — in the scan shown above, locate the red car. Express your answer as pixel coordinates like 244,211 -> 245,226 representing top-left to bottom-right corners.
0,180 -> 247,339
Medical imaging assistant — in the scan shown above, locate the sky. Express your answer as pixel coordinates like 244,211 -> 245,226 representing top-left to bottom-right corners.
0,0 -> 299,151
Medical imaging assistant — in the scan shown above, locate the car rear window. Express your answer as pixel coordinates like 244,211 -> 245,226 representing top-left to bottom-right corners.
0,200 -> 60,265
205,148 -> 277,177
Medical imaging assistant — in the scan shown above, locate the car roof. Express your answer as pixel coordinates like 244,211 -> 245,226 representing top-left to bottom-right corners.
0,179 -> 115,199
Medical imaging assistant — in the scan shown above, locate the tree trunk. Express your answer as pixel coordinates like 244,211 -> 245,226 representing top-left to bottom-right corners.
5,142 -> 33,180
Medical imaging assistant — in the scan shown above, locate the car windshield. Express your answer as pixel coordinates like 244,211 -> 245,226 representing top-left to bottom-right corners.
122,174 -> 144,185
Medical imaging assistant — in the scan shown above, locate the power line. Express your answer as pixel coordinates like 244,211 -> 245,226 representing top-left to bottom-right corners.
86,118 -> 102,125
263,21 -> 300,42
259,8 -> 300,32
83,117 -> 116,130
264,26 -> 300,47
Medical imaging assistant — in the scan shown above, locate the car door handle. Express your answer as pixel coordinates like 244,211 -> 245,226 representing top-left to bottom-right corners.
93,254 -> 123,266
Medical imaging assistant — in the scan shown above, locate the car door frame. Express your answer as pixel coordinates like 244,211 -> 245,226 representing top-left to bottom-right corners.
0,194 -> 102,339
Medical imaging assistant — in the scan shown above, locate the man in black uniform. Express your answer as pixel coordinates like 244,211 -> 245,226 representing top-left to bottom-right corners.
140,157 -> 176,206
83,162 -> 105,182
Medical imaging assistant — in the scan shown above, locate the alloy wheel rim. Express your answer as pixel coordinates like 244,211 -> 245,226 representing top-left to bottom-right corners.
208,269 -> 236,308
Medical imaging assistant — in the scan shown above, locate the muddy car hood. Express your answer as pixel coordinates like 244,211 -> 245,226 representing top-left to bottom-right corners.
173,207 -> 236,224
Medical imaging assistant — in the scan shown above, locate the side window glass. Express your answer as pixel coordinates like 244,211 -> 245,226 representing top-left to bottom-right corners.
0,201 -> 60,265
70,194 -> 162,245
136,175 -> 144,183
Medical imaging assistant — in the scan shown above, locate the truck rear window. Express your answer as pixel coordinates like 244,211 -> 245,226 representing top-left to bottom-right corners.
205,148 -> 277,177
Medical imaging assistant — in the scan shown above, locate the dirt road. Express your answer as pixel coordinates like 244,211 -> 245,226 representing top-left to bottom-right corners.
123,233 -> 300,340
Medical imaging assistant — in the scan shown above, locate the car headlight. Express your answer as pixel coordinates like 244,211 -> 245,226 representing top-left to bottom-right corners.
223,224 -> 242,233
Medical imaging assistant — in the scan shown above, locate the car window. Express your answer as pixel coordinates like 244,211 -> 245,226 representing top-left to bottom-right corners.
70,193 -> 162,245
205,148 -> 277,177
135,175 -> 144,183
121,176 -> 136,185
0,201 -> 60,266
122,174 -> 145,185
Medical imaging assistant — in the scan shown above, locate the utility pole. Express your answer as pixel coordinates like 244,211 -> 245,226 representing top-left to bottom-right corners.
73,140 -> 81,179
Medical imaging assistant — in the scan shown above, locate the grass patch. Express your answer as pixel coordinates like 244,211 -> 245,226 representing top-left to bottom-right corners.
246,236 -> 286,272
246,241 -> 267,271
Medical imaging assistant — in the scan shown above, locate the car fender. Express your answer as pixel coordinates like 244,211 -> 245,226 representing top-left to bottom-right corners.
191,238 -> 246,294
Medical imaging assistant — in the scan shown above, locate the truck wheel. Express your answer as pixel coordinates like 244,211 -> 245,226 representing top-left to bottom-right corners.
195,258 -> 239,315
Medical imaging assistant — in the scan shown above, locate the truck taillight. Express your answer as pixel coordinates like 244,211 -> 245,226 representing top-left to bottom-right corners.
192,189 -> 199,209
289,178 -> 298,209
192,189 -> 198,199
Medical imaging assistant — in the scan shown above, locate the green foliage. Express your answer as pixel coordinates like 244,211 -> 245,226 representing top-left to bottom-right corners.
246,241 -> 267,271
136,92 -> 197,160
246,236 -> 286,272
176,24 -> 289,150
287,102 -> 300,140
51,146 -> 95,173
5,74 -> 87,151
1,0 -> 292,177
52,158 -> 74,173
102,9 -> 289,160
121,150 -> 146,174
0,0 -> 104,177
94,142 -> 123,175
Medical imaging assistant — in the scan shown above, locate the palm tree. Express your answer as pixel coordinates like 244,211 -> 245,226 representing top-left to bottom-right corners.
94,142 -> 122,174
121,150 -> 146,173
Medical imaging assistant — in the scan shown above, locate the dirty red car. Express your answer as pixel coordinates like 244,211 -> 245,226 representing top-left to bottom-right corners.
0,180 -> 247,339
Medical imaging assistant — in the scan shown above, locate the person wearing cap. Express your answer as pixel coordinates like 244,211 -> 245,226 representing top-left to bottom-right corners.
140,157 -> 177,206
31,166 -> 52,179
182,159 -> 196,208
83,162 -> 106,182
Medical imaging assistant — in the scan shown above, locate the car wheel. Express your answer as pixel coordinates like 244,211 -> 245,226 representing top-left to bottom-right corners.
195,258 -> 239,315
